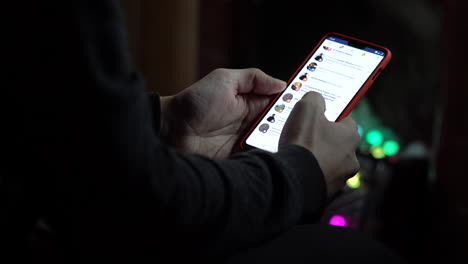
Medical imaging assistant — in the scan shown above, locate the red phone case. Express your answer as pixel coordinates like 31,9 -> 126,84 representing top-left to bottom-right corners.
240,32 -> 392,151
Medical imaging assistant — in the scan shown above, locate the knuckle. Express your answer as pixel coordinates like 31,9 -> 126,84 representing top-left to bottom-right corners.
246,68 -> 262,81
303,91 -> 321,101
248,67 -> 262,74
212,68 -> 229,76
250,68 -> 268,83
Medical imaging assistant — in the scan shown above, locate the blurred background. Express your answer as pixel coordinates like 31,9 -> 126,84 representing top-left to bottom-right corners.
120,0 -> 466,263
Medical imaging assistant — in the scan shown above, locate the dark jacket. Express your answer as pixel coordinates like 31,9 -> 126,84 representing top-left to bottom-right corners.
3,0 -> 326,262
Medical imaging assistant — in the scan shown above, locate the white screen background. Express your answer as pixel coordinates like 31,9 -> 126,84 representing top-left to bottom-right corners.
246,38 -> 384,152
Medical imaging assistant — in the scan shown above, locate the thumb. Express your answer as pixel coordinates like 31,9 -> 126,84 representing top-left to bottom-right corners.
235,68 -> 286,95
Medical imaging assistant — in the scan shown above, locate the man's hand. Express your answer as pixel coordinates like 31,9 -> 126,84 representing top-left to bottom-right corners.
160,68 -> 285,159
279,92 -> 361,199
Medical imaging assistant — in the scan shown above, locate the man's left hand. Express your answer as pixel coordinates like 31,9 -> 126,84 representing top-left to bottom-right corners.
160,68 -> 285,159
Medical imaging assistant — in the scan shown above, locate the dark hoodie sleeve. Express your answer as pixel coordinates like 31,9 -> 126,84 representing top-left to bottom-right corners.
8,0 -> 326,260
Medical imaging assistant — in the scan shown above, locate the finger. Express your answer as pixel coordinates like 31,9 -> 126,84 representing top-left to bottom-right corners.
339,116 -> 358,131
301,91 -> 326,113
339,117 -> 361,148
352,155 -> 361,175
236,68 -> 286,95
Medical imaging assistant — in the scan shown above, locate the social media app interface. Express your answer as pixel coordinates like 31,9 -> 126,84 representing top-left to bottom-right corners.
246,36 -> 385,153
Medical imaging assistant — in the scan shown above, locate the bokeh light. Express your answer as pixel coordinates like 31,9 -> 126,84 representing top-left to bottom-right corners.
366,129 -> 384,146
370,146 -> 386,159
383,140 -> 400,156
329,215 -> 347,227
357,124 -> 363,136
346,172 -> 361,189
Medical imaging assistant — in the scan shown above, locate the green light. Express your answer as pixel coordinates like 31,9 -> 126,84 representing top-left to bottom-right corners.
366,130 -> 384,146
346,173 -> 361,189
383,140 -> 400,156
370,146 -> 386,159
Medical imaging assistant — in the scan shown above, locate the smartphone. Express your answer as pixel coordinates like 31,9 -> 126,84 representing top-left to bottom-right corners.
241,32 -> 392,153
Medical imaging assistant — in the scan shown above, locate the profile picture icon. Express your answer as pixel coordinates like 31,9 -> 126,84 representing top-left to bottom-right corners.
258,123 -> 270,133
323,46 -> 332,51
315,53 -> 324,62
307,62 -> 318,72
299,72 -> 308,81
267,114 -> 276,123
291,82 -> 302,91
274,104 -> 285,113
282,93 -> 293,103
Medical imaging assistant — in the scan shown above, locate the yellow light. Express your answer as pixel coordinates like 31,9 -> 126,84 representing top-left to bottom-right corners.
370,146 -> 386,159
347,173 -> 361,189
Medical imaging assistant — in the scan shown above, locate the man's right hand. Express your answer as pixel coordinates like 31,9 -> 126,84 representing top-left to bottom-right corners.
279,92 -> 361,199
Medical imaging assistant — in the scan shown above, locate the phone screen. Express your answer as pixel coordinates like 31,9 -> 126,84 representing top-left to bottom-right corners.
245,34 -> 387,153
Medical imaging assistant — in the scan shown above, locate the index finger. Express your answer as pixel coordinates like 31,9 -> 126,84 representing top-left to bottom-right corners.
300,91 -> 326,113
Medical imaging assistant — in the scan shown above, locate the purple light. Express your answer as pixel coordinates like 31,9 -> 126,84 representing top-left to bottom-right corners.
329,215 -> 347,227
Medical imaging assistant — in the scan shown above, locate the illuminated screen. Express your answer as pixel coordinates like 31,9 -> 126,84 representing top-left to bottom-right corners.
246,35 -> 385,152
